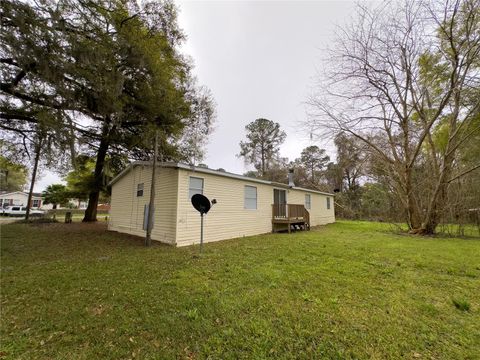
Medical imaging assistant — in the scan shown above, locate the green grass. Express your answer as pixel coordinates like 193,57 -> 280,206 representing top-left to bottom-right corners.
45,209 -> 109,223
1,221 -> 479,359
52,214 -> 109,222
46,209 -> 109,216
452,298 -> 471,312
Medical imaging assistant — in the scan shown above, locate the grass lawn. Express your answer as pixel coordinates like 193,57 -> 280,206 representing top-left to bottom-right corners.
1,221 -> 479,359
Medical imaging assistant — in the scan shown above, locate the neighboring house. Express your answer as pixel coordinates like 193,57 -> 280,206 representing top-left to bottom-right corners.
108,162 -> 335,247
0,191 -> 43,208
42,199 -> 88,210
0,191 -> 88,210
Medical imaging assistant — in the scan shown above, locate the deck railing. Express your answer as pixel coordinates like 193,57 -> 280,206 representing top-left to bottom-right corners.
272,203 -> 307,220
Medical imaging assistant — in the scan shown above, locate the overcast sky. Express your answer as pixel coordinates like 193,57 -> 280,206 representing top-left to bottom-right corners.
35,0 -> 357,191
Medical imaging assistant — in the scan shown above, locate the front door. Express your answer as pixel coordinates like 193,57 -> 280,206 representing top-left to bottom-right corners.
273,189 -> 286,217
273,189 -> 286,205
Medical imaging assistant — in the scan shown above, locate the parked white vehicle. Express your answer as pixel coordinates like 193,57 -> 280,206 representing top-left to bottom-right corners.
1,206 -> 45,217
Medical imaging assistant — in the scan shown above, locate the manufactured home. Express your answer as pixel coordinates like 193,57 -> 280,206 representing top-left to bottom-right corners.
0,191 -> 43,209
108,162 -> 335,247
0,191 -> 88,210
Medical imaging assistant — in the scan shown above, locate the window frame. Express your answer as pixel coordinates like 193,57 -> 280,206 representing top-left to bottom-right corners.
189,176 -> 204,199
305,194 -> 311,209
32,199 -> 41,207
244,185 -> 257,210
326,197 -> 331,210
137,183 -> 144,197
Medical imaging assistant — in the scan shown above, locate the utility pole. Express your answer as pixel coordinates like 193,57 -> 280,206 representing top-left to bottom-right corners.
145,130 -> 158,246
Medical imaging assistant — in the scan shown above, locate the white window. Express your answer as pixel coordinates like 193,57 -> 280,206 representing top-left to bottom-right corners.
32,199 -> 41,207
244,185 -> 257,210
305,194 -> 311,209
189,177 -> 204,199
137,183 -> 144,197
327,197 -> 331,210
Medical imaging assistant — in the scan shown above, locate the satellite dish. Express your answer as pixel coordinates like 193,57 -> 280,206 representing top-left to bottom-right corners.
191,194 -> 211,215
190,194 -> 217,252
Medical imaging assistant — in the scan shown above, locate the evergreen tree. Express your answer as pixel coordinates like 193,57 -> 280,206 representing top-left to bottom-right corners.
42,184 -> 70,209
299,146 -> 330,185
238,118 -> 286,178
1,0 -> 215,221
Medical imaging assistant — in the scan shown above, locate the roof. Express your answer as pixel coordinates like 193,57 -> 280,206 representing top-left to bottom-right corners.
0,191 -> 43,198
109,161 -> 335,196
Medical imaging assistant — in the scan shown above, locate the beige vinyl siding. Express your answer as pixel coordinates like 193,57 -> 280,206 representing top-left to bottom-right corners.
286,190 -> 335,226
109,162 -> 335,246
175,169 -> 275,246
175,169 -> 335,246
108,165 -> 179,244
108,167 -> 134,233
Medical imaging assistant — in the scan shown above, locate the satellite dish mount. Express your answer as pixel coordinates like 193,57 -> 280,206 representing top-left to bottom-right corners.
191,194 -> 217,252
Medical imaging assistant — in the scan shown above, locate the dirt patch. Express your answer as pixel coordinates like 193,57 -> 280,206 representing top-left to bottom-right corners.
0,217 -> 18,225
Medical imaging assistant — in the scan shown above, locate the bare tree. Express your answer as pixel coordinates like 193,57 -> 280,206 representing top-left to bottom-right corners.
334,133 -> 368,192
307,0 -> 480,234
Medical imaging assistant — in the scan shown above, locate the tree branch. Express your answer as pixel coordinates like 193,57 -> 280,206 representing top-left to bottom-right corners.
447,163 -> 480,183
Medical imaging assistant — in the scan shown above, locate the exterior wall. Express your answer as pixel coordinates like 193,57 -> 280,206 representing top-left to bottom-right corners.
286,190 -> 335,226
175,169 -> 335,247
108,165 -> 178,244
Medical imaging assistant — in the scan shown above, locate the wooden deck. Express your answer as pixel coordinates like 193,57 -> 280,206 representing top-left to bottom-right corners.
272,204 -> 310,233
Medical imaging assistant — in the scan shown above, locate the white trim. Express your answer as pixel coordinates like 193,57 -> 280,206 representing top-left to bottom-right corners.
188,176 -> 204,199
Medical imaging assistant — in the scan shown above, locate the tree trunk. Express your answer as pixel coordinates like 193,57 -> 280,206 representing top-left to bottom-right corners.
421,149 -> 455,234
82,119 -> 111,222
25,138 -> 42,221
404,166 -> 421,230
421,91 -> 460,235
421,174 -> 448,234
261,146 -> 265,178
